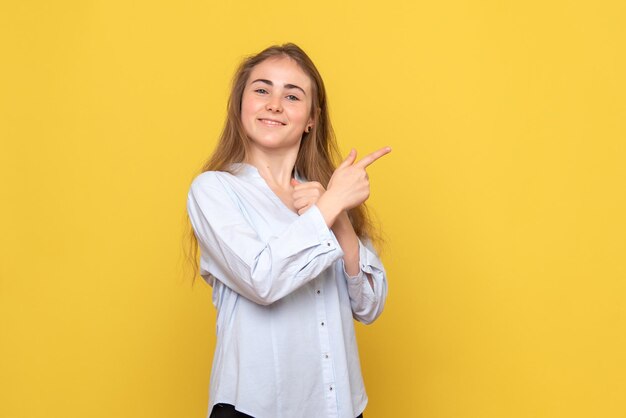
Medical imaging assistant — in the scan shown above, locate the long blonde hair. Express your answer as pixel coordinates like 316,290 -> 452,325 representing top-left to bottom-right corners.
185,43 -> 379,284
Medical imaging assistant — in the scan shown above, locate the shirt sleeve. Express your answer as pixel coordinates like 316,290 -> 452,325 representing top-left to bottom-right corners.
187,173 -> 344,306
342,238 -> 388,324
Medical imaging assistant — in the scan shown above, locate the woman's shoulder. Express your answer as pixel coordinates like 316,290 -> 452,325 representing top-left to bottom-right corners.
188,171 -> 234,201
187,165 -> 259,215
189,171 -> 223,192
189,164 -> 252,194
191,170 -> 229,185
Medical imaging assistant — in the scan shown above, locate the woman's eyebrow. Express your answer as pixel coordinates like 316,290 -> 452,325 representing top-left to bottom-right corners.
251,79 -> 306,96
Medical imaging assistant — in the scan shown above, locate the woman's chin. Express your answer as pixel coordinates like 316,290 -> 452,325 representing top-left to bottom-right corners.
248,137 -> 302,151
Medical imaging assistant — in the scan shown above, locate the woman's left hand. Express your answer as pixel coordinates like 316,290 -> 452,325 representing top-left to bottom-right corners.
291,179 -> 326,215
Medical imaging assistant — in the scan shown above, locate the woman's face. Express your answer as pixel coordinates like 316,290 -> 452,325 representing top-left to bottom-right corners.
241,56 -> 314,153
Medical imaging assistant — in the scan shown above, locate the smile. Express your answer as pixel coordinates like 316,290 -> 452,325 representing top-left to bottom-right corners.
258,118 -> 286,126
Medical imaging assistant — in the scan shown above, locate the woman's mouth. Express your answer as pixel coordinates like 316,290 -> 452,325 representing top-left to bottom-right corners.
258,118 -> 286,126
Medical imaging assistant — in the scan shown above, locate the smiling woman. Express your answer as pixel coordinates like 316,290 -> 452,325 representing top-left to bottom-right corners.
241,57 -> 314,154
185,43 -> 391,418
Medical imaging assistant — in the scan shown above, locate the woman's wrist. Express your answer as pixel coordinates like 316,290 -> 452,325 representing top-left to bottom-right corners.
316,192 -> 344,228
332,210 -> 351,232
330,210 -> 360,276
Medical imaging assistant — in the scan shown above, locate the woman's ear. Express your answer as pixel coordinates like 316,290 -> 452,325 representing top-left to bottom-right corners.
305,111 -> 317,133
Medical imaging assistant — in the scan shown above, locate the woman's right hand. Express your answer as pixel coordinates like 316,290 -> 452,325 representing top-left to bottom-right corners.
326,147 -> 392,210
316,147 -> 391,227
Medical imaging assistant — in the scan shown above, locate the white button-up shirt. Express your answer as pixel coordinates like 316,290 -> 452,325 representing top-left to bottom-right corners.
187,163 -> 388,418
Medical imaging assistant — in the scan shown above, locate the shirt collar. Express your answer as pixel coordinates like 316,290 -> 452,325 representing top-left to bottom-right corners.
230,162 -> 308,183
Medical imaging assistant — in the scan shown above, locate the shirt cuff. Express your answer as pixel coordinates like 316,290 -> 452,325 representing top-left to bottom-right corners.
302,204 -> 343,254
342,259 -> 366,281
355,238 -> 384,275
342,256 -> 375,302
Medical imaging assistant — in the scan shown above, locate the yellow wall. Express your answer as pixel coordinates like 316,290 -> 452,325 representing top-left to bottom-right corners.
1,1 -> 624,417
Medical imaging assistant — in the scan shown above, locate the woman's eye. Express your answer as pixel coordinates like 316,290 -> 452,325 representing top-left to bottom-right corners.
254,88 -> 268,94
286,95 -> 299,101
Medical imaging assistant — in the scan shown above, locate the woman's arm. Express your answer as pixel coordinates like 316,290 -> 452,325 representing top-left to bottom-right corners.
333,212 -> 387,325
332,212 -> 366,279
291,149 -> 391,324
292,182 -> 362,278
188,172 -> 344,306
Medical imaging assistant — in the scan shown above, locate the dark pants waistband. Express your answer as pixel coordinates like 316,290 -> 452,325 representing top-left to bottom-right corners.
210,403 -> 364,418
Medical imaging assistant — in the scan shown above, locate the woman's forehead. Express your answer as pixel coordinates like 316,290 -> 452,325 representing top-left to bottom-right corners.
248,57 -> 312,91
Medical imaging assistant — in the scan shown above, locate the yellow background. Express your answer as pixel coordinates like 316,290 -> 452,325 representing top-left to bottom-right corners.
1,0 -> 625,417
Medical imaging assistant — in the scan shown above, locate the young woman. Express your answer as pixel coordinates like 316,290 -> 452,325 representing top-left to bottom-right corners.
186,43 -> 391,418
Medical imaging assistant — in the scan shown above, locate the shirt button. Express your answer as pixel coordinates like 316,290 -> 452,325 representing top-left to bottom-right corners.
329,386 -> 333,391
327,242 -> 331,246
324,354 -> 329,359
321,321 -> 325,326
316,290 -> 321,294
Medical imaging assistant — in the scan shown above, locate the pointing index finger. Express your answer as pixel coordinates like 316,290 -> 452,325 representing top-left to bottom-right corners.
355,146 -> 392,168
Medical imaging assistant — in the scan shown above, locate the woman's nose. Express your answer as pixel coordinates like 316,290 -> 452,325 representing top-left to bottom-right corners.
266,98 -> 282,112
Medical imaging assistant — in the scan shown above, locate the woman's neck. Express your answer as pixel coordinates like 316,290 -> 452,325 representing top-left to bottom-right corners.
247,146 -> 299,191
